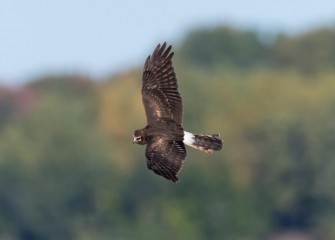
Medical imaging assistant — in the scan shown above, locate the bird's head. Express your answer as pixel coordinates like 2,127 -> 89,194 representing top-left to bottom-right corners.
133,129 -> 147,145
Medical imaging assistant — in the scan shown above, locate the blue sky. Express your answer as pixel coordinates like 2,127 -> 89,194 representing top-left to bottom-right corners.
1,0 -> 334,85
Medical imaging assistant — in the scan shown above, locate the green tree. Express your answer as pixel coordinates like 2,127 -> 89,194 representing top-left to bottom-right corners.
0,96 -> 119,240
178,26 -> 269,69
272,28 -> 335,73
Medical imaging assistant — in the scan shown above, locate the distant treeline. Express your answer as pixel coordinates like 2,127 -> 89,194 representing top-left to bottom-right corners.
0,25 -> 335,240
178,26 -> 335,73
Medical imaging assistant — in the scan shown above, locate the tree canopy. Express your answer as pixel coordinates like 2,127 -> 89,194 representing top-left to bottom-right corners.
1,25 -> 335,239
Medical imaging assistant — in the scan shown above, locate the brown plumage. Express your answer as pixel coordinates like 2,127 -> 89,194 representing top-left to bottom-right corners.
133,42 -> 223,183
141,43 -> 183,125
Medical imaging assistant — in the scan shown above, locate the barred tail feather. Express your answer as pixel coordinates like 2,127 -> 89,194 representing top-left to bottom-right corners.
183,131 -> 223,153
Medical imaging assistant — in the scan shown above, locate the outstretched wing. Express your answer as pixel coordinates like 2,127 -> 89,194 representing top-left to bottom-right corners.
142,42 -> 183,125
145,137 -> 186,182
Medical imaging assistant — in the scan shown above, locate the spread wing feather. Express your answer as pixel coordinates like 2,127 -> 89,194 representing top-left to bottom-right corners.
142,42 -> 183,125
145,138 -> 186,182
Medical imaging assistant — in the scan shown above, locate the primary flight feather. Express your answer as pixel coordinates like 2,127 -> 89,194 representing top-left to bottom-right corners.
133,42 -> 223,182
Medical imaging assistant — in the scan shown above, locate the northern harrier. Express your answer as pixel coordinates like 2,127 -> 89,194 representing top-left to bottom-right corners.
133,42 -> 223,182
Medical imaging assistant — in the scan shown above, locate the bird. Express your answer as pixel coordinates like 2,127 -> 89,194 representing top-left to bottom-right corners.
133,42 -> 223,182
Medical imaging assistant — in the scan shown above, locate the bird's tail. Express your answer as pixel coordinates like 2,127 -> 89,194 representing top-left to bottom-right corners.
183,131 -> 223,153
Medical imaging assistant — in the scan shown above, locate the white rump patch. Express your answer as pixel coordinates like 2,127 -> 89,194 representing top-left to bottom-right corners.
183,131 -> 195,146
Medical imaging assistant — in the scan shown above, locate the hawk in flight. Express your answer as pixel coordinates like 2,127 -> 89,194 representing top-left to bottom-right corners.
133,42 -> 223,182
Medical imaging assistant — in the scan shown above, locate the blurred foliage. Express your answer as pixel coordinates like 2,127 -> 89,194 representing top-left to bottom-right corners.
177,26 -> 335,74
178,26 -> 269,69
1,26 -> 335,239
272,28 -> 335,72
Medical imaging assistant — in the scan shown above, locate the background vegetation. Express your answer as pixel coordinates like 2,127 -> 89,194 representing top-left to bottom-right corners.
1,26 -> 335,240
